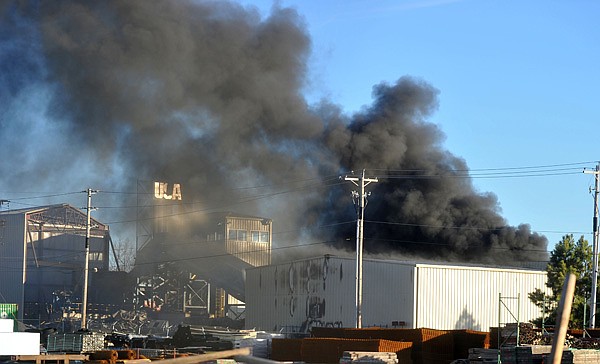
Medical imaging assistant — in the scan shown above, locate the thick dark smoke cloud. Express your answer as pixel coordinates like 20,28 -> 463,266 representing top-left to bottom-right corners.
0,0 -> 547,265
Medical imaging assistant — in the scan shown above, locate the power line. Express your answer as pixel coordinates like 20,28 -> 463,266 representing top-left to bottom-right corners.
0,192 -> 81,201
0,160 -> 596,235
118,237 -> 555,269
2,160 -> 596,202
373,160 -> 597,174
364,219 -> 591,236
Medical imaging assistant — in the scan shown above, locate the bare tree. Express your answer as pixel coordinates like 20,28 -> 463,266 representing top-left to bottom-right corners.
111,237 -> 136,272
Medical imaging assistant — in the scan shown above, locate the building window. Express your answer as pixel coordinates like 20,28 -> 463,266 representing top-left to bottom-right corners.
251,231 -> 269,243
89,252 -> 104,261
228,229 -> 247,241
207,232 -> 224,241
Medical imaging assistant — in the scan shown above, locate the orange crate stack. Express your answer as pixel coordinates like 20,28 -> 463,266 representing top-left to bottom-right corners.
271,338 -> 303,362
310,327 -> 460,364
302,338 -> 412,364
451,329 -> 490,359
311,327 -> 347,338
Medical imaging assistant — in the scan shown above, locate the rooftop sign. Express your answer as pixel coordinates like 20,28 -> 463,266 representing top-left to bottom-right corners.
154,182 -> 182,201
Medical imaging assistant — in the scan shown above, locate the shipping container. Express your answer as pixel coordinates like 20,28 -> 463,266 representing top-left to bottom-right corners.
245,256 -> 550,333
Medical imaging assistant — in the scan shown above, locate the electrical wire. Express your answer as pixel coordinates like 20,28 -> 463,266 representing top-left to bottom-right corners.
0,160 -> 595,235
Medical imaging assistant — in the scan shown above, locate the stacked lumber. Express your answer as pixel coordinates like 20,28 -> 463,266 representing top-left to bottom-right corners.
339,351 -> 398,364
517,323 -> 539,345
117,350 -> 137,360
90,350 -> 119,364
172,325 -> 234,351
489,324 -> 542,348
87,349 -> 149,364
569,337 -> 600,349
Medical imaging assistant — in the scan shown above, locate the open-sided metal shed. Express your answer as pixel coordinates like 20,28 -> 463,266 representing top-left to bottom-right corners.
0,204 -> 110,323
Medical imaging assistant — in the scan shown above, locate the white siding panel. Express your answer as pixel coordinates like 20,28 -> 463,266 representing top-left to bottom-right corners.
414,265 -> 549,331
363,261 -> 415,328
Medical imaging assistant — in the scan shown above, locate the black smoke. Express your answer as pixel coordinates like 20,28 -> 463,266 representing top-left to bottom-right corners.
0,0 -> 547,265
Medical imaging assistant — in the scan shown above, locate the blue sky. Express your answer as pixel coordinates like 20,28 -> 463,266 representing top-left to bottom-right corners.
237,0 -> 599,251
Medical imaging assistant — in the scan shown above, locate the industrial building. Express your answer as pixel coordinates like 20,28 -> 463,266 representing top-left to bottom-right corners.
0,189 -> 553,338
245,255 -> 551,333
132,181 -> 272,320
0,204 -> 111,324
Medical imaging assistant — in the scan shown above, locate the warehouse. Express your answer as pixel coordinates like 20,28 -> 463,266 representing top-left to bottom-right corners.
245,255 -> 550,333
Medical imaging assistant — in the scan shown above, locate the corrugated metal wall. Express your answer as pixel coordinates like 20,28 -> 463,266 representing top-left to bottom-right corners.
246,256 -> 550,333
413,264 -> 549,330
225,216 -> 271,266
246,256 -> 416,332
246,256 -> 353,332
362,260 -> 415,328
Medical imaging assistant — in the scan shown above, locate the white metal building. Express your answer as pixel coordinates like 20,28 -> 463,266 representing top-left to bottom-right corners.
245,255 -> 550,333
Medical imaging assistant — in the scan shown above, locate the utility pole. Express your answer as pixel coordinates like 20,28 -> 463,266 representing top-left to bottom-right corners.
585,163 -> 600,328
345,169 -> 378,328
81,188 -> 97,330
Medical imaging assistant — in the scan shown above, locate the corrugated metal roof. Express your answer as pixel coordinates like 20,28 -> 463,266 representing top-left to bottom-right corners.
0,203 -> 108,230
255,254 -> 548,273
0,203 -> 70,215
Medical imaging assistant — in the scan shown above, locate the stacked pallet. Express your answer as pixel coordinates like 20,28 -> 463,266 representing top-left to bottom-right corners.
500,346 -> 532,364
489,327 -> 499,349
467,348 -> 498,363
451,330 -> 490,359
312,327 -> 452,364
46,332 -> 105,353
557,349 -> 600,364
302,338 -> 412,364
339,351 -> 398,364
270,338 -> 303,362
271,337 -> 413,364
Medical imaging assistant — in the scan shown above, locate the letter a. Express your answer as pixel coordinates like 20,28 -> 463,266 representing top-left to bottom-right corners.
172,184 -> 182,201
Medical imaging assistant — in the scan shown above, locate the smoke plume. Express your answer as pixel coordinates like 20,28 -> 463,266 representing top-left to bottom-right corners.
0,1 -> 547,265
